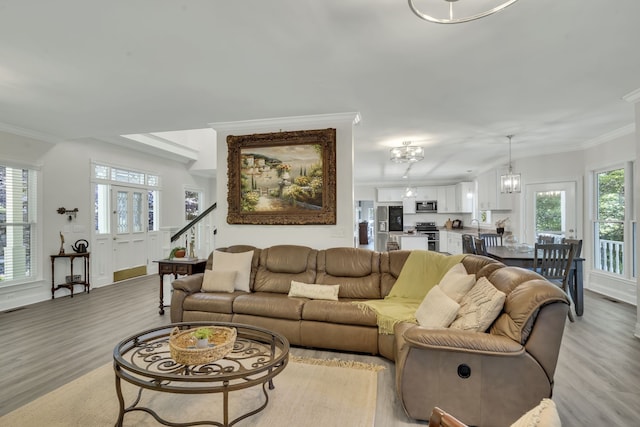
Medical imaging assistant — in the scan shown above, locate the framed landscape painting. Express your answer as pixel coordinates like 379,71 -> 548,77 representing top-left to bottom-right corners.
226,128 -> 337,225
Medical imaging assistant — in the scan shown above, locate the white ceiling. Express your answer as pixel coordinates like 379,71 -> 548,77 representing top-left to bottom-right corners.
1,1 -> 639,186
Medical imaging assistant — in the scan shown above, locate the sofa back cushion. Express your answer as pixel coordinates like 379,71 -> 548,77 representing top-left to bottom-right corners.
254,245 -> 317,293
213,245 -> 261,290
379,250 -> 411,297
316,248 -> 381,299
488,267 -> 568,344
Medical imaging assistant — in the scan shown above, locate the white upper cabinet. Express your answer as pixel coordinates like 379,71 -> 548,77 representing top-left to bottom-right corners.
377,187 -> 404,202
437,182 -> 473,213
416,186 -> 438,201
477,170 -> 512,211
402,196 -> 416,214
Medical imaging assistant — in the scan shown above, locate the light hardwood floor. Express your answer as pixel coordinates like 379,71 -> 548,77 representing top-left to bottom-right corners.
1,275 -> 639,426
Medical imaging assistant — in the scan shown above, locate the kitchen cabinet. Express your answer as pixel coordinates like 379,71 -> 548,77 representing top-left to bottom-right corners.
439,231 -> 448,253
446,232 -> 463,255
402,196 -> 416,214
437,182 -> 473,213
416,186 -> 438,201
400,235 -> 429,251
477,170 -> 512,211
377,187 -> 404,202
437,185 -> 456,213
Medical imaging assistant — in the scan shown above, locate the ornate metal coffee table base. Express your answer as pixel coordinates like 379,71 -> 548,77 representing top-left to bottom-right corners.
112,322 -> 289,427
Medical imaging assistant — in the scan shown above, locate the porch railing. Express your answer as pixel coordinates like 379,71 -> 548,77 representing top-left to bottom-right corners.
597,239 -> 624,274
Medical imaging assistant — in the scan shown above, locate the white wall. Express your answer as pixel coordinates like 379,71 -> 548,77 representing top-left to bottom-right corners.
0,136 -> 214,311
211,113 -> 358,250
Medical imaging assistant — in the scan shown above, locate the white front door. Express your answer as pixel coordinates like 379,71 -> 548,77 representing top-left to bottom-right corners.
524,181 -> 577,244
112,185 -> 148,275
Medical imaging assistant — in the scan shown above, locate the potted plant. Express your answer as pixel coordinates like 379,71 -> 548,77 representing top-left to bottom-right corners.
193,327 -> 213,348
169,246 -> 186,259
495,217 -> 510,235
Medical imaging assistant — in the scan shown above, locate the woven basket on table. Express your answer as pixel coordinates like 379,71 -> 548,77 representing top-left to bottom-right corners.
169,326 -> 237,365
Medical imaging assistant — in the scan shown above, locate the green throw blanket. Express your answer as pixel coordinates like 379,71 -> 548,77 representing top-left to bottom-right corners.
356,251 -> 465,334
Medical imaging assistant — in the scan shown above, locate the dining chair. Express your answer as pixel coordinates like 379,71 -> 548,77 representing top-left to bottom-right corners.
533,243 -> 576,322
537,234 -> 555,244
474,237 -> 487,256
461,234 -> 476,254
561,238 -> 583,257
479,233 -> 502,247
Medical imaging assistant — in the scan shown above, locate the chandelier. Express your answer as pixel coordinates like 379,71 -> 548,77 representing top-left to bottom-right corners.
500,135 -> 521,193
408,0 -> 521,24
390,141 -> 424,163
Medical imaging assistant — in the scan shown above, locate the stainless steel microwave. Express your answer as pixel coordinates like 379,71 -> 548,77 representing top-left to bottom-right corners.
416,201 -> 437,212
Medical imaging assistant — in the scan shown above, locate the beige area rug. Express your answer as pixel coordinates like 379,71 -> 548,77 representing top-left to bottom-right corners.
1,356 -> 383,427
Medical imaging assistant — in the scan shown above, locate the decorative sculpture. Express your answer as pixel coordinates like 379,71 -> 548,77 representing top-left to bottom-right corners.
59,231 -> 65,255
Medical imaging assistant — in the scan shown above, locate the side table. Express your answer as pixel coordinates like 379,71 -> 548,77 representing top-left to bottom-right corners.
153,258 -> 207,315
51,252 -> 91,298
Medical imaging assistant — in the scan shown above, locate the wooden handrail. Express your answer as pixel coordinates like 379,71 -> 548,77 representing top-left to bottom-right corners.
170,202 -> 217,243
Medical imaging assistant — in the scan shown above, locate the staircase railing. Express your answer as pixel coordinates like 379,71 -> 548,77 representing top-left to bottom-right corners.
171,202 -> 217,244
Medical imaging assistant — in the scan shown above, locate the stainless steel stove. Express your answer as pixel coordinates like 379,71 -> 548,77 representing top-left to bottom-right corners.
415,222 -> 440,251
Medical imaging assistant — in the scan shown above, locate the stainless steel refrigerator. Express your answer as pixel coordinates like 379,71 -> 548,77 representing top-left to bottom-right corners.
375,205 -> 403,251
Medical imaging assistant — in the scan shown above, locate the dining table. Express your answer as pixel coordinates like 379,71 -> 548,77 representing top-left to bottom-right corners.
484,245 -> 584,316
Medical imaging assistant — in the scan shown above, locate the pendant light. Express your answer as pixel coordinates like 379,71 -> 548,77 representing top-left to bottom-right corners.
500,135 -> 521,193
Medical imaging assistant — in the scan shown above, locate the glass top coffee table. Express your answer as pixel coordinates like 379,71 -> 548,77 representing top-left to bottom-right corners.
113,322 -> 289,427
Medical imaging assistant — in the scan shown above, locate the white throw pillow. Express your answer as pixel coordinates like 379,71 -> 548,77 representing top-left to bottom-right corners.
450,276 -> 506,332
510,399 -> 562,427
288,281 -> 340,301
211,250 -> 253,292
415,285 -> 460,328
439,263 -> 476,302
201,269 -> 236,293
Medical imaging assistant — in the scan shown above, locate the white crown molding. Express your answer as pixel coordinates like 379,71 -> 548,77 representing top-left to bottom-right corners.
623,87 -> 640,103
90,135 -> 198,164
209,112 -> 361,133
120,133 -> 199,161
0,121 -> 62,144
581,123 -> 636,148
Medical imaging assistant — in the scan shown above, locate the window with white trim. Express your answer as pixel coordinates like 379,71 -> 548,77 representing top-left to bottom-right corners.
0,164 -> 38,284
92,163 -> 160,233
593,164 -> 635,279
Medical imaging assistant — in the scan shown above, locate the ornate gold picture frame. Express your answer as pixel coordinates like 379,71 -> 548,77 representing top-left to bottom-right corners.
227,128 -> 336,225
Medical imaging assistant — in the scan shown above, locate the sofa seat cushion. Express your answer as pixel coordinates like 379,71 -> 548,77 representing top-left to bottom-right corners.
302,299 -> 378,326
183,291 -> 245,314
233,292 -> 305,320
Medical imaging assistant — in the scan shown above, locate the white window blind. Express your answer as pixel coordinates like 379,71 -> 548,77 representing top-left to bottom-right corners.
0,164 -> 37,283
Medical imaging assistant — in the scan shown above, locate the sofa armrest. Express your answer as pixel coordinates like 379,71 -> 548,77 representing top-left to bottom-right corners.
402,325 -> 523,355
172,273 -> 204,294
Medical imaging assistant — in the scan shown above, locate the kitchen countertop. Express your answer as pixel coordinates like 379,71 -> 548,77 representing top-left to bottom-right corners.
439,227 -> 496,236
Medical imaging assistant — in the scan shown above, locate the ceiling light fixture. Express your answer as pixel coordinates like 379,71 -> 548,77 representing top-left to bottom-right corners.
390,141 -> 424,163
408,0 -> 521,24
500,135 -> 521,193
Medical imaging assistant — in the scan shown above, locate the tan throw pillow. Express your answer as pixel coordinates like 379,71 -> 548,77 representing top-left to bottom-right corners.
510,398 -> 562,427
211,250 -> 253,292
450,276 -> 506,332
201,269 -> 236,293
415,285 -> 460,328
288,281 -> 340,301
438,263 -> 476,302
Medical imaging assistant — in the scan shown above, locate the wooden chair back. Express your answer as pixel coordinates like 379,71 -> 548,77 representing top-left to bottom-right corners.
461,234 -> 476,254
537,234 -> 555,244
474,237 -> 487,256
561,238 -> 583,257
479,233 -> 502,247
534,243 -> 575,282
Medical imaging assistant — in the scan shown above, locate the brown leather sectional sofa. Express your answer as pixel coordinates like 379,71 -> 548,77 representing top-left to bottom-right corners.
170,244 -> 569,426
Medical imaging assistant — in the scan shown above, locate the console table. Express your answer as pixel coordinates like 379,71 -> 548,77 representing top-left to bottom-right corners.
50,252 -> 90,298
153,258 -> 207,315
